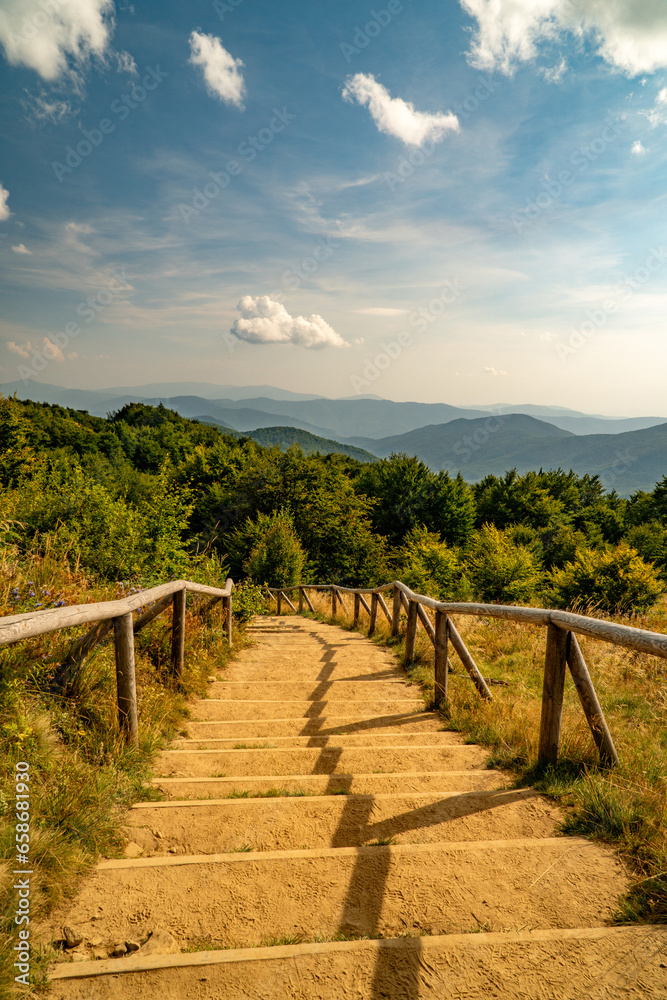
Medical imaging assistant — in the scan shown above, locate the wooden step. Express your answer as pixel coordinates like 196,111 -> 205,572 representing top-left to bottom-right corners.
152,769 -> 512,799
181,712 -> 444,739
42,839 -> 628,957
171,732 -> 464,749
156,743 -> 490,778
125,788 -> 564,854
47,925 -> 667,999
193,699 -> 426,720
205,680 -> 423,700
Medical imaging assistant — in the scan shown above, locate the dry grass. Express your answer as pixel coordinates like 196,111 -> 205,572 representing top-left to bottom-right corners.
295,587 -> 667,925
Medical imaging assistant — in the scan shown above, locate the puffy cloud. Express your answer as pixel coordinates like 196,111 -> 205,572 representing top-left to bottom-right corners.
484,365 -> 508,376
8,337 -> 64,361
460,0 -> 667,77
231,296 -> 350,349
342,73 -> 459,147
0,0 -> 115,81
631,140 -> 646,155
12,243 -> 31,254
188,31 -> 245,108
0,183 -> 9,221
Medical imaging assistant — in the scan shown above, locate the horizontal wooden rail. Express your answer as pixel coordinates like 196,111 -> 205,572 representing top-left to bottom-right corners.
265,579 -> 667,769
0,578 -> 234,746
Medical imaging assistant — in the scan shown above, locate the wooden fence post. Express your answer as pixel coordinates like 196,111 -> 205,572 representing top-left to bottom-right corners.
434,611 -> 448,707
276,591 -> 282,616
538,623 -> 568,767
331,587 -> 337,618
114,612 -> 138,744
566,632 -> 618,766
298,587 -> 304,613
391,588 -> 401,638
369,593 -> 378,636
225,594 -> 233,646
353,593 -> 360,627
404,600 -> 418,664
171,588 -> 186,679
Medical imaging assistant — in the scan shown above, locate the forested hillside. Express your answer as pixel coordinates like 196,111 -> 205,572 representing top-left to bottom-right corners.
2,394 -> 667,612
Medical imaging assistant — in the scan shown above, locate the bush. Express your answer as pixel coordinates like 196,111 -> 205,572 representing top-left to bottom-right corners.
548,543 -> 663,614
396,525 -> 462,600
464,523 -> 539,604
233,511 -> 306,588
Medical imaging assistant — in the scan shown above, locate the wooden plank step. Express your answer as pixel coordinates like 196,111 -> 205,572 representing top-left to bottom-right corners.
46,925 -> 667,998
181,712 -> 444,739
205,680 -> 422,700
156,744 -> 490,777
42,839 -> 629,960
192,699 -> 425,721
152,769 -> 511,799
125,788 -> 564,854
171,732 -> 464,749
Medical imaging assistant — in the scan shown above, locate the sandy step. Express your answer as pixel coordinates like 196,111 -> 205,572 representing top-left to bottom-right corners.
43,838 -> 628,959
47,925 -> 667,999
192,699 -> 425,721
156,744 -> 489,778
206,680 -> 422,700
181,712 -> 444,739
223,666 -> 406,681
125,788 -> 564,854
152,769 -> 511,799
171,732 -> 463,749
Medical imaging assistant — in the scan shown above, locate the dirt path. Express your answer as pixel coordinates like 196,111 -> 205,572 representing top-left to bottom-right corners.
42,615 -> 667,997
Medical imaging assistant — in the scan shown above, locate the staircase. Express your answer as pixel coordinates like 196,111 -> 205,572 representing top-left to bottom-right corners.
45,615 -> 667,998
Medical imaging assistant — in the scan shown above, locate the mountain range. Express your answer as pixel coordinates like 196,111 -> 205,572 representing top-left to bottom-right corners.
3,379 -> 666,495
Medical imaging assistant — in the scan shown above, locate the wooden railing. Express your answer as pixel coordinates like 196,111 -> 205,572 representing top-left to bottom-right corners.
0,578 -> 234,744
266,580 -> 667,769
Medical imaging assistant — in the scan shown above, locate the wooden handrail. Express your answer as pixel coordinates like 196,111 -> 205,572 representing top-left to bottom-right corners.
0,578 -> 234,745
264,580 -> 651,769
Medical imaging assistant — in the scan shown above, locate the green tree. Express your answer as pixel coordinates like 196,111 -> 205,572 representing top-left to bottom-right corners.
464,523 -> 539,604
548,543 -> 663,613
396,525 -> 462,600
231,511 -> 306,587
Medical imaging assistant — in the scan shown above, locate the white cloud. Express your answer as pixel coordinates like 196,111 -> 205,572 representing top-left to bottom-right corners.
188,31 -> 245,108
231,295 -> 350,349
0,0 -> 115,81
484,365 -> 508,376
0,183 -> 9,221
631,140 -> 646,155
25,93 -> 75,124
646,86 -> 667,126
7,336 -> 63,362
12,243 -> 31,254
342,73 -> 459,147
460,0 -> 667,77
542,58 -> 567,84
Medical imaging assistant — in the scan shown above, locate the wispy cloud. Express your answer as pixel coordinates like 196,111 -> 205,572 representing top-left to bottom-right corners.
355,307 -> 408,316
231,295 -> 351,349
461,0 -> 667,77
188,31 -> 245,108
342,73 -> 459,147
484,365 -> 508,376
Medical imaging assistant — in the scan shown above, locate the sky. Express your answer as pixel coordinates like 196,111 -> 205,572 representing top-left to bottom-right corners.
1,0 -> 667,415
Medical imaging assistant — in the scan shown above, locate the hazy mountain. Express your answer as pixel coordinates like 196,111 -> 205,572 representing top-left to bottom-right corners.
352,415 -> 667,495
233,425 -> 378,462
469,402 -> 666,436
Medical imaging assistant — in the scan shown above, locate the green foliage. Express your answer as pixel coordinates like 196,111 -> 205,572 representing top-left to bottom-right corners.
237,510 -> 306,587
356,453 -> 475,547
231,580 -> 269,623
548,542 -> 663,613
396,525 -> 463,600
464,523 -> 540,604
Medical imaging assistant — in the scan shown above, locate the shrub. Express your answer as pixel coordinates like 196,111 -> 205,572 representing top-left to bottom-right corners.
396,525 -> 462,600
548,543 -> 663,614
464,523 -> 539,604
234,511 -> 306,588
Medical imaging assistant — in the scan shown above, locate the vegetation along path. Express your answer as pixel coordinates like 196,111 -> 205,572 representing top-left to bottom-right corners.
42,615 -> 665,998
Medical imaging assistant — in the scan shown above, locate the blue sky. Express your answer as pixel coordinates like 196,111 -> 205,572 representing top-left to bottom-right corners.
1,0 -> 667,414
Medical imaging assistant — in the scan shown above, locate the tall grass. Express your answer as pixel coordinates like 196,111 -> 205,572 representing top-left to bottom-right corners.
300,587 -> 667,925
